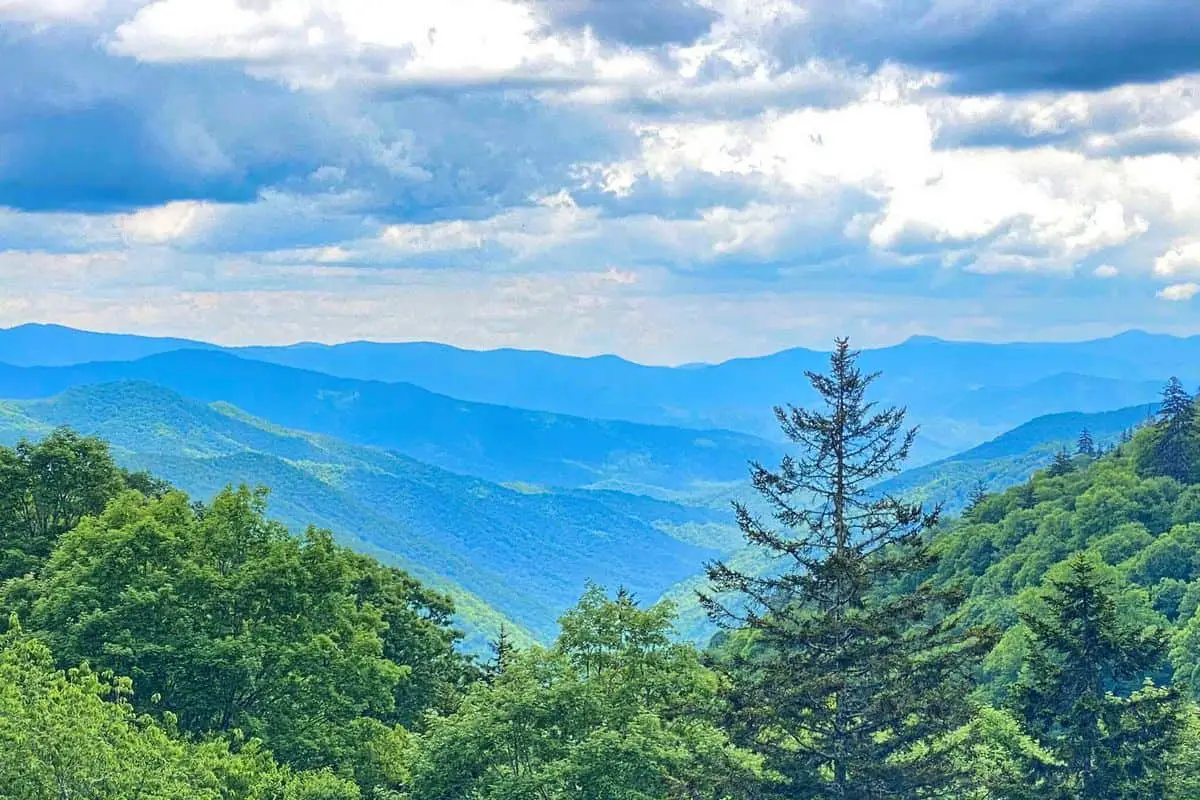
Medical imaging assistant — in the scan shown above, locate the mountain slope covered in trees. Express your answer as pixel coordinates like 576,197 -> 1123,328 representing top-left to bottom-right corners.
876,402 -> 1159,514
0,382 -> 732,644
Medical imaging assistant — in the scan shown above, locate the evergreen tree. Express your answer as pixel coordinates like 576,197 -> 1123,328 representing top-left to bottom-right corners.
1077,429 -> 1095,457
1048,448 -> 1074,478
482,623 -> 515,684
966,479 -> 989,515
700,338 -> 993,799
1013,555 -> 1183,799
1148,378 -> 1198,482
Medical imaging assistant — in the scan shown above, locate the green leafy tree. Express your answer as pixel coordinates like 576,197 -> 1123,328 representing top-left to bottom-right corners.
924,706 -> 1059,800
1013,554 -> 1182,799
1165,704 -> 1200,799
0,617 -> 361,800
15,486 -> 459,786
701,338 -> 993,798
409,585 -> 765,800
345,551 -> 476,727
0,429 -> 124,580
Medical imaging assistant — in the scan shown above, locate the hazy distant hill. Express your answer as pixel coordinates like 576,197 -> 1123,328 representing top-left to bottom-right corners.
1,324 -> 1184,463
0,323 -> 217,366
874,402 -> 1159,514
0,350 -> 780,495
0,382 -> 734,646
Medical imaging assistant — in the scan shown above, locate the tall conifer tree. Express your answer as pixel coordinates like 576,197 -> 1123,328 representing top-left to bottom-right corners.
966,479 -> 989,516
1014,555 -> 1182,799
1048,448 -> 1075,478
1149,377 -> 1197,482
701,338 -> 992,799
1077,428 -> 1095,457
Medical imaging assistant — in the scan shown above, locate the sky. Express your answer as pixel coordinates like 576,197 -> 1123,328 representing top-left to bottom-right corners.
1,0 -> 1199,364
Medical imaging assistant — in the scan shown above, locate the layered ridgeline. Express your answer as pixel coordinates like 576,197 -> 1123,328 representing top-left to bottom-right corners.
3,323 -> 1190,462
0,349 -> 780,494
0,382 -> 741,646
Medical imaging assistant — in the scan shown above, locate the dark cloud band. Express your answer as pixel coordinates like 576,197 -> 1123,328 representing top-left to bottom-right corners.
770,0 -> 1200,93
535,0 -> 717,47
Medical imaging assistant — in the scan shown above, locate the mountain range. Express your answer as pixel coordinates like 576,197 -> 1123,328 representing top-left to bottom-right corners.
0,322 -> 1192,646
1,323 -> 1188,462
0,349 -> 779,494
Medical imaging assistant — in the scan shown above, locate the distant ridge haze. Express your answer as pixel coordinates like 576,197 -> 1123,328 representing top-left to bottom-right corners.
4,321 -> 1199,369
0,323 -> 1189,463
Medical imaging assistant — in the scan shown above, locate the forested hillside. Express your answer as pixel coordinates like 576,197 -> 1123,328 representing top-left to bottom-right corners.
875,402 -> 1158,514
0,382 -> 734,646
5,344 -> 1200,798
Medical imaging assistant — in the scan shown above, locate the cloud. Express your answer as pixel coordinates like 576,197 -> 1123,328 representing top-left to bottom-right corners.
1155,242 -> 1200,277
0,31 -> 339,212
109,0 -> 661,89
537,0 -> 717,47
1159,282 -> 1200,302
117,200 -> 220,244
588,101 -> 1185,274
929,77 -> 1200,155
4,0 -> 1200,359
0,0 -> 105,24
0,250 -> 133,293
767,0 -> 1200,93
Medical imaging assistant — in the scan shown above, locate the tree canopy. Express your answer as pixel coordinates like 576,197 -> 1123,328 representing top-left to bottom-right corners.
6,366 -> 1200,798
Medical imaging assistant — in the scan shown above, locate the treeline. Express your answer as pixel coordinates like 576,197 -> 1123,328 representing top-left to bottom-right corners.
5,344 -> 1200,798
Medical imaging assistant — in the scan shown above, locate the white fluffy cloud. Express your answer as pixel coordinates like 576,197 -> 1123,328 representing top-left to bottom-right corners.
1155,242 -> 1200,277
1159,282 -> 1200,302
588,99 -> 1190,274
117,200 -> 220,245
109,0 -> 659,88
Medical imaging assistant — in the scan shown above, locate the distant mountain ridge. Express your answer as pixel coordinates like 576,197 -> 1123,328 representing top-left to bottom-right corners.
0,324 -> 1186,463
0,350 -> 781,494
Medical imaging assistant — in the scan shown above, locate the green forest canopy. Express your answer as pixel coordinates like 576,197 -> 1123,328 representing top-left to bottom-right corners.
5,351 -> 1200,797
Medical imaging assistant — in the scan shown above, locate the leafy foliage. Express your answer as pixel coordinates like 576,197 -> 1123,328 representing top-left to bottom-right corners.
9,486 -> 470,780
407,585 -> 765,800
0,620 -> 361,800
